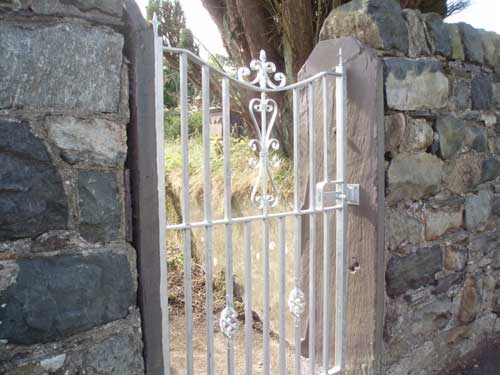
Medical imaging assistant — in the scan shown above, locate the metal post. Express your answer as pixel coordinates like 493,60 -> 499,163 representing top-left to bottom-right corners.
291,88 -> 304,375
321,76 -> 330,373
202,65 -> 215,375
179,51 -> 194,375
307,82 -> 317,375
222,77 -> 235,375
244,222 -> 253,375
334,49 -> 347,373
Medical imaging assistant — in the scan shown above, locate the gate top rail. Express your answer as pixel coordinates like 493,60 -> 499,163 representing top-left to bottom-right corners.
163,46 -> 342,93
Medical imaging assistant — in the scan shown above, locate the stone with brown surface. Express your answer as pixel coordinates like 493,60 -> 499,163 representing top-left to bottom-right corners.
458,276 -> 481,324
387,152 -> 443,203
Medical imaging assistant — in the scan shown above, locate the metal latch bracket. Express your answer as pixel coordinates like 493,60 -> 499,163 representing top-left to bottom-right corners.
316,181 -> 360,207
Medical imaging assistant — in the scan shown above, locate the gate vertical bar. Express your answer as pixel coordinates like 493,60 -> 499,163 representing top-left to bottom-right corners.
153,14 -> 170,375
202,65 -> 215,375
244,222 -> 253,375
321,76 -> 330,373
292,88 -> 303,375
334,51 -> 347,372
180,52 -> 194,375
222,77 -> 235,375
278,216 -> 286,375
261,90 -> 270,375
307,82 -> 317,375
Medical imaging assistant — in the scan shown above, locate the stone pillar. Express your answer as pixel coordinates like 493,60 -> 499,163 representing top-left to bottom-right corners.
0,2 -> 144,374
320,0 -> 500,374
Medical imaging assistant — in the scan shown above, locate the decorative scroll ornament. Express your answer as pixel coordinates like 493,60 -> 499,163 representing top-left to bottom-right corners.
237,50 -> 286,89
219,298 -> 239,339
237,50 -> 286,210
288,288 -> 305,319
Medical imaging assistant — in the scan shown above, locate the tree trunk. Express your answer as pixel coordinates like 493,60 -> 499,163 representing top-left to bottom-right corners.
199,0 -> 460,156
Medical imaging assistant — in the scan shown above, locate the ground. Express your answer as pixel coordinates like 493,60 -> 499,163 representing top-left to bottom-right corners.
167,245 -> 319,374
442,338 -> 500,375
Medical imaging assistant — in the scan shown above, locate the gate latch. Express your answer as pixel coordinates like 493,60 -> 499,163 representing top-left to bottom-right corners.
316,180 -> 360,208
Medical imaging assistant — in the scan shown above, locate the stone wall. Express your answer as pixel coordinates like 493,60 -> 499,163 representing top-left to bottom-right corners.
321,0 -> 500,374
0,2 -> 144,374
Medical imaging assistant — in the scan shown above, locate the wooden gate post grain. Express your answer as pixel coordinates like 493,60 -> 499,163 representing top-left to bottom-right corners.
298,37 -> 385,374
125,2 -> 169,374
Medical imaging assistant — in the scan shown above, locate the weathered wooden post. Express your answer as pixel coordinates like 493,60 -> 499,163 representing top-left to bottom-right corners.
298,37 -> 385,374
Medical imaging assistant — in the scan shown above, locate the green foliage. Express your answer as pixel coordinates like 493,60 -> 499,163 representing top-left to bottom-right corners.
164,109 -> 203,140
147,0 -> 199,108
165,135 -> 294,205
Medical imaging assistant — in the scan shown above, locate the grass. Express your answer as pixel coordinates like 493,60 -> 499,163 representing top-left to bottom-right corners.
164,117 -> 294,207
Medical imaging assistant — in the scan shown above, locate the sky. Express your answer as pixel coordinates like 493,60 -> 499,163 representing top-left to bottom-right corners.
135,0 -> 226,58
135,0 -> 500,59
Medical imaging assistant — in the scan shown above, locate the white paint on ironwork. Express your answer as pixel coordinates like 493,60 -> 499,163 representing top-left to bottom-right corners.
292,87 -> 303,375
244,222 -> 253,375
288,287 -> 306,318
201,64 -> 215,375
179,52 -> 194,375
161,45 -> 354,375
333,48 -> 348,375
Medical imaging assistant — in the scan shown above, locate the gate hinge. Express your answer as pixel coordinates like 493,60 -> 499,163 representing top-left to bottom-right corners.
316,180 -> 360,208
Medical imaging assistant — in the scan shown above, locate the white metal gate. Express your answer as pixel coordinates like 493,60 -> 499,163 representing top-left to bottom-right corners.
155,16 -> 358,375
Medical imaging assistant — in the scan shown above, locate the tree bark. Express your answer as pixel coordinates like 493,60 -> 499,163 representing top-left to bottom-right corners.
199,0 -> 462,156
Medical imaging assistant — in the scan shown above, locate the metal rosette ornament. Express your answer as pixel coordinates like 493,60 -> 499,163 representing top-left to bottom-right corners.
219,299 -> 239,339
237,50 -> 286,210
288,287 -> 305,319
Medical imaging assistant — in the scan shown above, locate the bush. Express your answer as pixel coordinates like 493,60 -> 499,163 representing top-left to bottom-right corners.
164,109 -> 203,140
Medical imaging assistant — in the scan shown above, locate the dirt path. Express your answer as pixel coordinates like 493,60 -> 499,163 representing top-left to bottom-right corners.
169,314 -> 318,375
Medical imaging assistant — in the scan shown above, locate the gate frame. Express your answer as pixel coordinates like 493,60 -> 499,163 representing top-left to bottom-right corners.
127,8 -> 384,372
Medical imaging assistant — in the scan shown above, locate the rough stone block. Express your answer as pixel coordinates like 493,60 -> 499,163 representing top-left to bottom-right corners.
386,207 -> 424,250
0,310 -> 144,374
493,196 -> 500,216
78,171 -> 122,243
481,157 -> 500,183
436,116 -> 465,159
448,23 -> 465,61
72,334 -> 144,375
384,58 -> 449,111
434,272 -> 463,295
22,0 -> 124,18
0,23 -> 124,113
319,0 -> 408,53
444,246 -> 467,272
0,119 -> 67,240
458,276 -> 480,323
423,204 -> 463,240
449,78 -> 470,112
385,112 -> 406,153
46,116 -> 127,167
444,153 -> 482,194
402,9 -> 430,58
458,23 -> 485,64
465,190 -> 492,229
481,31 -> 500,69
387,153 -> 443,203
471,75 -> 494,110
386,245 -> 442,297
423,13 -> 451,57
0,250 -> 135,345
464,126 -> 487,153
400,118 -> 434,152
